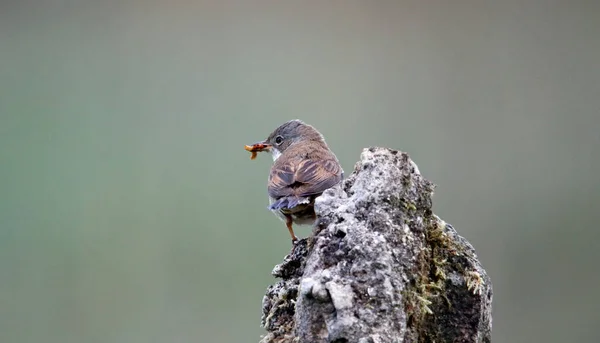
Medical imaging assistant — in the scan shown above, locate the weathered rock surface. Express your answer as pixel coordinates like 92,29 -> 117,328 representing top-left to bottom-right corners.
260,147 -> 492,343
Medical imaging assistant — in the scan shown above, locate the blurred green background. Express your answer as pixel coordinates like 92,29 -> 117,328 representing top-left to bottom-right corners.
1,1 -> 599,342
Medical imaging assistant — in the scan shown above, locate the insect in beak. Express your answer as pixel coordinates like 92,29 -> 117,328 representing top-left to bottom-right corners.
244,141 -> 272,160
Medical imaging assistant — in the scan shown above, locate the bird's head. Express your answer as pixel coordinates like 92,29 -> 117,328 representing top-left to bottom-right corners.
245,120 -> 325,161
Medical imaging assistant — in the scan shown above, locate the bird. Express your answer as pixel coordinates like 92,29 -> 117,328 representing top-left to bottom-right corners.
244,120 -> 344,242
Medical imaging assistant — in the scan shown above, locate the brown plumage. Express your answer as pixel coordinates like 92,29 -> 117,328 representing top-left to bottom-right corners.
244,120 -> 343,242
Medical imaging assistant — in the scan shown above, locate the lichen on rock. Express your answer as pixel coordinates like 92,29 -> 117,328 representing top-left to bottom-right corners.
260,147 -> 492,343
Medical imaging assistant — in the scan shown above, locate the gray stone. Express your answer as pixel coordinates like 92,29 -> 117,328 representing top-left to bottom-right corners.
260,147 -> 493,343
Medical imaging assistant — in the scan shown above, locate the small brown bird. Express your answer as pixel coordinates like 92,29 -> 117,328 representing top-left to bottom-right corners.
245,120 -> 344,242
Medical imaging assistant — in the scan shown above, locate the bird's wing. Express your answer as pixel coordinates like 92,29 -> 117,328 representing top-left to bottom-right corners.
268,157 -> 343,199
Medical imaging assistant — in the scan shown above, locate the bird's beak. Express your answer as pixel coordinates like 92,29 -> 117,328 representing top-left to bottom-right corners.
244,140 -> 272,160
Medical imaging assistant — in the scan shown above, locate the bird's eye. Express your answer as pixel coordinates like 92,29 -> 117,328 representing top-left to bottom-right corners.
275,136 -> 284,145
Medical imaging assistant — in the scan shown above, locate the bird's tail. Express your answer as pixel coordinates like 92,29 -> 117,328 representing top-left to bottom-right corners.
268,196 -> 311,211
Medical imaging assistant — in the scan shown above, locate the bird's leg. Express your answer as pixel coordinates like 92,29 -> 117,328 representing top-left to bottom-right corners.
285,215 -> 298,242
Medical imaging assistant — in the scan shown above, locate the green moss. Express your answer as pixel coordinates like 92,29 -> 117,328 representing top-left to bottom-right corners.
465,270 -> 485,295
403,215 -> 464,341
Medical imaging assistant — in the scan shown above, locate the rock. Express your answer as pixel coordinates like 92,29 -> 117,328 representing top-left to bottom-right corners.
260,147 -> 493,343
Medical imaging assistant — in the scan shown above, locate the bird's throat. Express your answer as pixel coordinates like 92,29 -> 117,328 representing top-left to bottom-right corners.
271,148 -> 282,161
